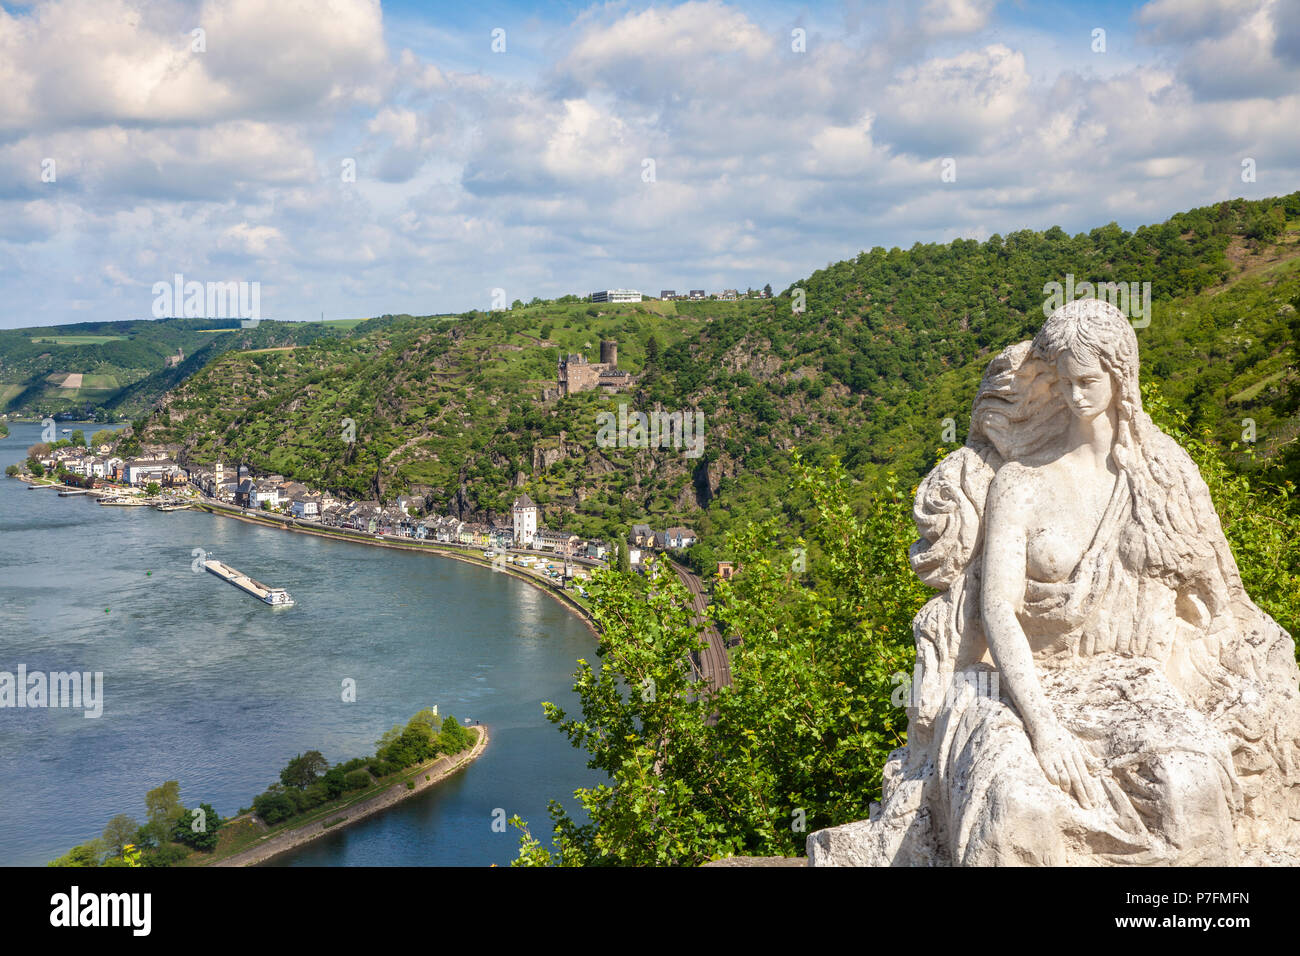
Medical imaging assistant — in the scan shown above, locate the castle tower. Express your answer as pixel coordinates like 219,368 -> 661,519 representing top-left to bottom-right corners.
600,340 -> 617,367
512,493 -> 538,546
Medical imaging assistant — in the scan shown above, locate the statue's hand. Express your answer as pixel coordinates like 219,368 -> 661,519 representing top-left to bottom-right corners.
1031,722 -> 1104,810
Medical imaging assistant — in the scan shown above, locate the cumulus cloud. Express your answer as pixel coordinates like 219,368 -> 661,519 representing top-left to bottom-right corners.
0,0 -> 1298,328
0,0 -> 387,135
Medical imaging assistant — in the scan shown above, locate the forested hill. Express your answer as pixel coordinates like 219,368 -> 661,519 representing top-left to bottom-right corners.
133,192 -> 1300,555
0,317 -> 370,420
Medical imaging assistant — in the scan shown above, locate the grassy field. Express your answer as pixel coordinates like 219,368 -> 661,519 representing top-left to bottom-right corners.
315,318 -> 370,330
29,335 -> 125,345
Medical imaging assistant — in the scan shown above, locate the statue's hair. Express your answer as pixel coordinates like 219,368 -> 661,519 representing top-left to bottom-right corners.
969,340 -> 1067,462
1031,298 -> 1220,593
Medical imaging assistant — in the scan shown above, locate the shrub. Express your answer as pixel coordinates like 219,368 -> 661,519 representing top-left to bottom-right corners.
323,766 -> 347,798
252,791 -> 296,825
343,770 -> 371,791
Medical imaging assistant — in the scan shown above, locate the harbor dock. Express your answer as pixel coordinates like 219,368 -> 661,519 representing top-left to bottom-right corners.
204,558 -> 295,606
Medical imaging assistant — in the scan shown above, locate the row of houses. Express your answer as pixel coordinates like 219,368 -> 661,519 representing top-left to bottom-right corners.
630,523 -> 698,551
179,468 -> 614,559
657,289 -> 770,301
36,445 -> 185,487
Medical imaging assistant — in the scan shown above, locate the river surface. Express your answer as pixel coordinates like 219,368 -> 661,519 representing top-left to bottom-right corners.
0,421 -> 597,866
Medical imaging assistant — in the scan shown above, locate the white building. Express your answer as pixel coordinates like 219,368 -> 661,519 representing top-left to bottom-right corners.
512,493 -> 538,546
590,289 -> 642,303
289,498 -> 319,519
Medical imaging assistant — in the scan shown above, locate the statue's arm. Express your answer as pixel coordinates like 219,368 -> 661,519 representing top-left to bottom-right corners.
981,469 -> 1104,809
980,471 -> 1054,741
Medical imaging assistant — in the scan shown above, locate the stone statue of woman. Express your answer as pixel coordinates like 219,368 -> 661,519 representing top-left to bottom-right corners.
809,298 -> 1300,866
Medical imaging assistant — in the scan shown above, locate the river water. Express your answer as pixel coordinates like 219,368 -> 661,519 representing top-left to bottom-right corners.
0,421 -> 597,867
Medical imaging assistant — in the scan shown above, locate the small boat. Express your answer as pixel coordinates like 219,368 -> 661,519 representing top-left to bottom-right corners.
154,502 -> 189,512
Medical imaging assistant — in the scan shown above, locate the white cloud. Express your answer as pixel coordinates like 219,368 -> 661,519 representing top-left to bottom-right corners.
1,0 -> 1298,328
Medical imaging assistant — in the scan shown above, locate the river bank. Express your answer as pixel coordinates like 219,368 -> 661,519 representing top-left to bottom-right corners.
10,471 -> 599,636
210,724 -> 490,867
191,500 -> 600,636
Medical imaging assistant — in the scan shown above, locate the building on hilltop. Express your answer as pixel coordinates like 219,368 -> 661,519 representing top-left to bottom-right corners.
590,289 -> 641,303
557,339 -> 632,397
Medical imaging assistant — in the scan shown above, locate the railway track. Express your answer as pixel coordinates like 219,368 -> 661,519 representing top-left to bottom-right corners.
670,559 -> 732,693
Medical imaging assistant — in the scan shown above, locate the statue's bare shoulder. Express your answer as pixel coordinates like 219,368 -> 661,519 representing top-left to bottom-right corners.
986,459 -> 1041,520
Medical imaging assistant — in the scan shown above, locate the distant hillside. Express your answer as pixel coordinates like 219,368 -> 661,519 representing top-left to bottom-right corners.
0,317 -> 378,420
134,193 -> 1300,554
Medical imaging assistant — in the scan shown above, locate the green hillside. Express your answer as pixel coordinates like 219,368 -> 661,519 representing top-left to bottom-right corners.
0,317 -> 380,420
129,193 -> 1300,556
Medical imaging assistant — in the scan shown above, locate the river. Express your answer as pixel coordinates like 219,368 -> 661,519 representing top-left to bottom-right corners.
0,420 -> 597,866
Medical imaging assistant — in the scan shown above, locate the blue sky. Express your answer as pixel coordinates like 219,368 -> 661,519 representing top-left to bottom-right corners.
0,0 -> 1297,328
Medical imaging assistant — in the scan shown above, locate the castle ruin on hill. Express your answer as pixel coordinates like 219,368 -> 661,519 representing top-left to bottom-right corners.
557,340 -> 632,397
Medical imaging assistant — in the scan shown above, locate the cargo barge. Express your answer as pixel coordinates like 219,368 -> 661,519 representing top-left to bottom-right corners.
203,558 -> 295,607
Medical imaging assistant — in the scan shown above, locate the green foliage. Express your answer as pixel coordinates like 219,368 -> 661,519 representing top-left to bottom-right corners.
252,789 -> 296,825
376,723 -> 437,768
142,843 -> 190,867
172,803 -> 222,852
101,813 -> 140,857
438,716 -> 472,753
47,840 -> 106,867
280,750 -> 329,790
1143,384 -> 1300,646
515,455 -> 928,865
343,769 -> 372,791
141,781 -> 185,847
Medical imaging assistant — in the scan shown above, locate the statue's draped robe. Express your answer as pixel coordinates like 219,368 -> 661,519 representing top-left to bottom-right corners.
903,432 -> 1300,866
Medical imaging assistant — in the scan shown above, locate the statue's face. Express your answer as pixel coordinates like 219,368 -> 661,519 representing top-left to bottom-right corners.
1056,349 -> 1113,421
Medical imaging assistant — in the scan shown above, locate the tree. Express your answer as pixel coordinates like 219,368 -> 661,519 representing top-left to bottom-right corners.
172,803 -> 221,852
5,464 -> 19,477
27,442 -> 50,459
764,283 -> 773,297
27,460 -> 44,477
646,335 -> 660,365
408,707 -> 443,733
253,790 -> 296,825
70,429 -> 84,446
513,455 -> 928,865
438,715 -> 472,753
91,429 -> 116,448
141,781 -> 185,847
322,766 -> 348,798
102,814 -> 140,857
280,751 -> 329,790
48,840 -> 106,867
145,482 -> 161,496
